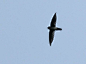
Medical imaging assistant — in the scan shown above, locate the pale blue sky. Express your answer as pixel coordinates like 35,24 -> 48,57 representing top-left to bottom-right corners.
0,0 -> 86,64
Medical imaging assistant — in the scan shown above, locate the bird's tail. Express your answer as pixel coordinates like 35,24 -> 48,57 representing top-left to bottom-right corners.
56,28 -> 62,30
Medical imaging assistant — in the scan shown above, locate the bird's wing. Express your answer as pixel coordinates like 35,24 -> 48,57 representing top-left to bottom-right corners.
49,30 -> 55,46
50,13 -> 57,27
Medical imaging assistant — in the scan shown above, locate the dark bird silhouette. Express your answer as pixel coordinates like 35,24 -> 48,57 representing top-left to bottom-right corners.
47,13 -> 62,46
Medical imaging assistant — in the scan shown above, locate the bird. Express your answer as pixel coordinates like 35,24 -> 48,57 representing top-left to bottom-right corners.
47,13 -> 62,46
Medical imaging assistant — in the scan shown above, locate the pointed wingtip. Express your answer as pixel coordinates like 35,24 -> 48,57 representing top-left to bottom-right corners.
54,12 -> 56,16
50,43 -> 52,46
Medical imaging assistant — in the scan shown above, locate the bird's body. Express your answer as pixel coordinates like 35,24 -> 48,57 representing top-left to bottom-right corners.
48,27 -> 62,30
47,13 -> 62,46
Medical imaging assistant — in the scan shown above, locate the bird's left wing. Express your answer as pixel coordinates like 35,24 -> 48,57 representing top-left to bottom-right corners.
50,13 -> 57,27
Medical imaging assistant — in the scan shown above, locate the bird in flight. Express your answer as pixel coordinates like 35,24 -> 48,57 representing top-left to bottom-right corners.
47,13 -> 62,46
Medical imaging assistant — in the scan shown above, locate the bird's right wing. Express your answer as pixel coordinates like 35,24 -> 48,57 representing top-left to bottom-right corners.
50,13 -> 57,27
49,30 -> 54,46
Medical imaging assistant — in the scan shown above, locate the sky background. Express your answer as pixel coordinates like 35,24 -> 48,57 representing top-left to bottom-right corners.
0,0 -> 86,64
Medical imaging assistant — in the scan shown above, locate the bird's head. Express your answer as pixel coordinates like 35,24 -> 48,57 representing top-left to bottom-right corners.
47,26 -> 51,30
